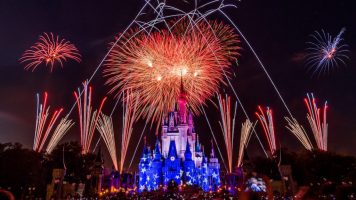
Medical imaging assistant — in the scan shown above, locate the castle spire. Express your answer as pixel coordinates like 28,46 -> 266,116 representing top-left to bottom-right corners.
184,138 -> 192,160
180,74 -> 184,93
178,75 -> 187,124
154,137 -> 160,153
168,140 -> 178,158
169,112 -> 175,129
153,137 -> 161,160
196,135 -> 201,152
210,140 -> 216,158
188,109 -> 193,126
142,136 -> 148,157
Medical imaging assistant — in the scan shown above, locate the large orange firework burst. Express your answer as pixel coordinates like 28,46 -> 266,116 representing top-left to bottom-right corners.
20,32 -> 81,72
105,19 -> 240,122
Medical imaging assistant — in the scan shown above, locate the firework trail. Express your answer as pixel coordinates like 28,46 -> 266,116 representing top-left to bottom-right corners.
237,119 -> 254,167
105,17 -> 240,123
304,93 -> 328,151
33,92 -> 63,152
217,94 -> 238,173
20,32 -> 81,72
256,106 -> 277,156
285,117 -> 313,151
74,81 -> 107,154
96,113 -> 118,170
306,28 -> 349,76
119,91 -> 139,173
46,117 -> 74,153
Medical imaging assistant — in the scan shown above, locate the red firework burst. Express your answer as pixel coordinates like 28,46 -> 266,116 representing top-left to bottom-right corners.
20,32 -> 81,72
104,19 -> 240,122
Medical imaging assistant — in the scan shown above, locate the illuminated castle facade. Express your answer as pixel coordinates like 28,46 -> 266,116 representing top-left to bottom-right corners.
138,87 -> 221,192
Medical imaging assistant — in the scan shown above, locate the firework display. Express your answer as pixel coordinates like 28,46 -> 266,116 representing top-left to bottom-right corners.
304,93 -> 328,151
13,1 -> 350,197
256,106 -> 277,156
96,113 -> 118,171
217,94 -> 238,173
46,117 -> 74,153
74,81 -> 107,154
105,18 -> 239,123
306,28 -> 349,75
33,92 -> 64,152
20,32 -> 81,72
119,91 -> 138,173
237,119 -> 254,167
285,117 -> 313,151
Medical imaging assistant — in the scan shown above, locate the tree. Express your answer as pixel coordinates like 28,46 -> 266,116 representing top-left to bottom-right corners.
0,143 -> 47,198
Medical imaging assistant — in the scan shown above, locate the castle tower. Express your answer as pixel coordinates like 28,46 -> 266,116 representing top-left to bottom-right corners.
178,80 -> 187,124
177,81 -> 189,157
46,147 -> 66,200
188,110 -> 194,131
161,83 -> 194,159
138,137 -> 150,192
183,139 -> 196,185
93,148 -> 104,194
200,154 -> 210,192
208,141 -> 221,191
194,135 -> 203,168
138,82 -> 221,193
163,140 -> 181,186
150,138 -> 163,190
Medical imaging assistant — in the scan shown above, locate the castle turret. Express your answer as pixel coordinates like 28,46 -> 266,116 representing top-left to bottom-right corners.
168,112 -> 175,131
184,140 -> 192,160
153,138 -> 161,161
183,139 -> 196,185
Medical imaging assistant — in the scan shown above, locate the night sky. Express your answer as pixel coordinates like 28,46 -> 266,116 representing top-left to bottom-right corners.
0,0 -> 355,167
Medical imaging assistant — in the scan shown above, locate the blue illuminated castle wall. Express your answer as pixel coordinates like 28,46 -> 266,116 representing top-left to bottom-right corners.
138,89 -> 221,192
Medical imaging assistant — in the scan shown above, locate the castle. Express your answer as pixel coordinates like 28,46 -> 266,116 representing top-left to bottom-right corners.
138,86 -> 221,192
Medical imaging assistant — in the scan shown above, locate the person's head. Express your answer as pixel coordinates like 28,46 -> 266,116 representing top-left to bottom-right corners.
0,190 -> 15,200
